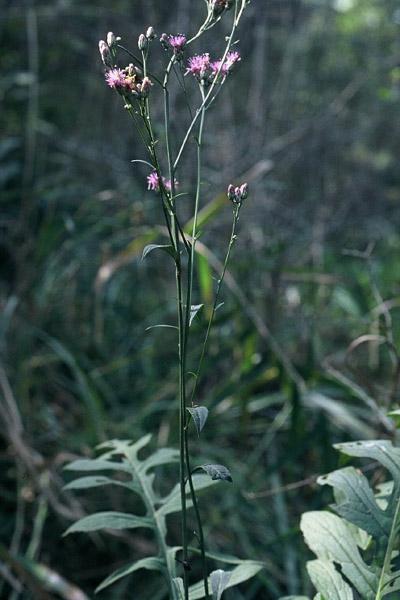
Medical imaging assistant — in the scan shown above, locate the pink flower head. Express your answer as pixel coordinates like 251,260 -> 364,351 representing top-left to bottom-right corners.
186,54 -> 211,78
147,171 -> 179,193
147,171 -> 161,191
163,178 -> 178,192
105,68 -> 128,90
211,50 -> 240,76
168,34 -> 187,53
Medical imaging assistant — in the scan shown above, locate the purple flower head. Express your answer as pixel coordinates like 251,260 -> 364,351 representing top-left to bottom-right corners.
168,34 -> 187,54
211,50 -> 240,76
147,171 -> 179,193
105,68 -> 128,90
163,177 -> 179,192
186,54 -> 211,78
147,171 -> 161,191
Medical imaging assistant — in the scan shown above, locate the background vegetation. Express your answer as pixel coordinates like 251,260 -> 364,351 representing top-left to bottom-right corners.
1,0 -> 400,597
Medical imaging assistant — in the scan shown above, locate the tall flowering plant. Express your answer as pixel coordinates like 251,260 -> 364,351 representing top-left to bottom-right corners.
64,2 -> 261,599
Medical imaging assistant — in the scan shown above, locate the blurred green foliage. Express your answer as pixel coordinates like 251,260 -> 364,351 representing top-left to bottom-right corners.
1,0 -> 400,597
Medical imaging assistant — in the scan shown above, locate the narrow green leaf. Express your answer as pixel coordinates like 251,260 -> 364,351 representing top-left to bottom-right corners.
141,244 -> 175,261
64,458 -> 130,473
196,464 -> 232,483
63,475 -> 133,491
158,474 -> 218,517
64,511 -> 153,535
145,324 -> 179,332
189,304 -> 204,326
210,569 -> 232,600
187,406 -> 209,436
96,557 -> 164,592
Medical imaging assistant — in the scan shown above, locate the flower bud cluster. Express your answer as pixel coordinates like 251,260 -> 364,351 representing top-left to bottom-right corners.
227,183 -> 248,204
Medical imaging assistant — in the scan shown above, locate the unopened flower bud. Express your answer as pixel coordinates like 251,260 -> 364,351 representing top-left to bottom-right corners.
98,40 -> 112,67
146,26 -> 156,40
227,184 -> 236,201
140,76 -> 153,97
160,33 -> 169,49
107,31 -> 116,47
138,33 -> 148,51
239,183 -> 248,200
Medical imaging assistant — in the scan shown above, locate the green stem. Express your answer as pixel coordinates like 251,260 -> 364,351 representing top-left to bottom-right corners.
190,203 -> 241,406
375,491 -> 400,599
182,84 -> 209,598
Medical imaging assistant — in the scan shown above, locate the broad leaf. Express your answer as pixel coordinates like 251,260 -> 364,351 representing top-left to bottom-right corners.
301,511 -> 378,599
307,559 -> 353,600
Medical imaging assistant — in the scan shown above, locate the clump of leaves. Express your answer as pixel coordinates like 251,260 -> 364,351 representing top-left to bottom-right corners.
284,439 -> 400,600
64,435 -> 262,598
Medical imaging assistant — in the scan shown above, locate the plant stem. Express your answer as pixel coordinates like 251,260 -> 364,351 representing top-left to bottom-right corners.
182,84 -> 210,598
190,203 -> 242,406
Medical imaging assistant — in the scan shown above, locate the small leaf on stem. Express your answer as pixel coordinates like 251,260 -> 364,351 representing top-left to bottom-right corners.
196,464 -> 232,482
141,244 -> 176,261
210,569 -> 232,600
187,406 -> 209,436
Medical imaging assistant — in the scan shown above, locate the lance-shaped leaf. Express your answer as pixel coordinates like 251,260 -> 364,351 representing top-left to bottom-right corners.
63,475 -> 135,492
195,464 -> 232,483
141,243 -> 176,261
64,511 -> 153,535
187,406 -> 209,436
96,557 -> 164,593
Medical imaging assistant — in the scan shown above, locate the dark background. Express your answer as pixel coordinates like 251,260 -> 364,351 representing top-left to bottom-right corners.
1,0 -> 400,597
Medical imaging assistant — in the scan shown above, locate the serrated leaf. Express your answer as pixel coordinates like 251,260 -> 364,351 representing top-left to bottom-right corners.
210,569 -> 232,600
307,559 -> 353,600
141,244 -> 175,261
196,464 -> 232,483
317,466 -> 391,540
64,511 -> 153,535
187,406 -> 209,436
188,562 -> 263,599
301,511 -> 378,599
96,557 -> 164,592
189,304 -> 204,326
